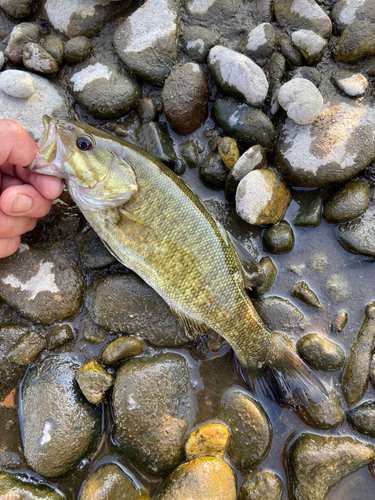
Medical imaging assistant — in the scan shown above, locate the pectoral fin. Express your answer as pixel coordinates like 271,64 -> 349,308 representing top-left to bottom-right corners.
228,233 -> 265,288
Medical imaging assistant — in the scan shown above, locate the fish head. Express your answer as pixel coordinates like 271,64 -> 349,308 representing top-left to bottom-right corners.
30,115 -> 138,211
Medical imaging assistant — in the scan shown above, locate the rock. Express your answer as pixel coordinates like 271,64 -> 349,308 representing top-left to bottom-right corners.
79,463 -> 150,500
46,324 -> 74,351
138,97 -> 157,123
208,46 -> 269,107
332,70 -> 368,97
274,0 -> 332,38
331,310 -> 348,333
0,0 -> 37,18
42,0 -> 132,39
161,62 -> 209,135
112,353 -> 196,475
0,52 -> 4,70
342,301 -> 375,406
293,191 -> 323,227
64,36 -> 90,63
333,21 -> 375,64
70,61 -> 141,119
199,152 -> 229,190
236,169 -> 291,226
240,470 -> 283,500
41,34 -> 64,65
114,0 -> 179,84
0,244 -> 84,325
220,387 -> 272,470
325,273 -> 349,302
0,471 -> 64,500
323,179 -> 371,223
291,29 -> 327,65
212,98 -> 276,150
136,121 -> 178,171
0,407 -> 25,469
347,401 -> 375,438
0,9 -> 14,43
21,354 -> 101,478
158,457 -> 236,500
5,22 -> 41,64
296,333 -> 345,372
277,34 -> 303,67
185,422 -> 230,460
77,227 -> 116,269
22,42 -> 59,74
296,389 -> 344,430
0,72 -> 71,141
6,330 -> 46,365
338,204 -> 375,256
181,139 -> 201,169
0,69 -> 34,98
287,433 -> 374,500
278,78 -> 323,125
253,257 -> 277,298
75,359 -> 114,404
254,296 -> 306,333
0,325 -> 28,401
331,0 -> 375,33
85,273 -> 188,347
181,26 -> 220,63
292,281 -> 322,309
262,221 -> 295,254
237,23 -> 276,67
101,336 -> 144,365
218,137 -> 240,170
274,97 -> 375,187
288,66 -> 322,87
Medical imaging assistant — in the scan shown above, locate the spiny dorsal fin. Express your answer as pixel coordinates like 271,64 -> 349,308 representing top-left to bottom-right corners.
227,233 -> 265,289
169,306 -> 210,341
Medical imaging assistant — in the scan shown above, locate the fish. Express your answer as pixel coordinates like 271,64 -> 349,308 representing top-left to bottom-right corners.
30,115 -> 326,407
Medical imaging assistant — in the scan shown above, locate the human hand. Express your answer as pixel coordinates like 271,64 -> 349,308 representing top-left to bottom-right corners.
0,120 -> 63,258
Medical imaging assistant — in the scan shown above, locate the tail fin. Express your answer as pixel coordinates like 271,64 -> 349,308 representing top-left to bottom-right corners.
243,336 -> 327,408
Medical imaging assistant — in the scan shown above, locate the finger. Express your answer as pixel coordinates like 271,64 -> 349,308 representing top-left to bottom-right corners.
0,236 -> 21,258
0,120 -> 38,167
0,208 -> 36,238
0,185 -> 53,218
0,163 -> 30,183
29,172 -> 63,200
1,173 -> 24,193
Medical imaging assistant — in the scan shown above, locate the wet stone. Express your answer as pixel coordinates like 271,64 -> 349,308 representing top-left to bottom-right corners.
287,433 -> 374,500
22,42 -> 59,74
138,97 -> 157,124
0,244 -> 84,326
278,78 -> 323,125
64,36 -> 90,63
0,406 -> 25,469
0,326 -> 28,401
46,324 -> 74,351
136,121 -> 178,170
254,296 -> 306,333
332,70 -> 368,97
181,139 -> 201,169
5,22 -> 41,64
0,471 -> 64,500
220,387 -> 272,470
347,401 -> 375,438
101,336 -> 144,365
82,314 -> 109,344
325,273 -> 349,302
6,330 -> 46,365
296,333 -> 345,372
199,152 -> 229,191
277,34 -> 303,67
266,52 -> 285,116
293,192 -> 323,228
157,456 -> 236,500
240,470 -> 283,500
112,353 -> 196,475
291,30 -> 327,65
331,0 -> 375,33
323,179 -> 371,224
75,359 -> 114,404
288,66 -> 322,87
237,23 -> 276,67
331,310 -> 348,333
21,354 -> 101,478
114,0 -> 179,84
338,204 -> 375,257
253,256 -> 277,298
296,389 -> 344,430
161,62 -> 209,135
212,98 -> 276,150
77,227 -> 116,269
218,137 -> 240,170
0,69 -> 34,99
262,221 -> 294,254
208,46 -> 269,107
79,463 -> 150,500
291,281 -> 322,309
236,170 -> 291,226
185,422 -> 230,460
180,26 -> 220,63
41,34 -> 64,65
333,21 -> 375,64
274,0 -> 332,38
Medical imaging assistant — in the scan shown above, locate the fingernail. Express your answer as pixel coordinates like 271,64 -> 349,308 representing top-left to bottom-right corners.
11,194 -> 33,213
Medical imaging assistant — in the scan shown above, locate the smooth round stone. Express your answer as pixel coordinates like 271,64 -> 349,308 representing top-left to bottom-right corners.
21,354 -> 101,478
254,296 -> 306,333
137,97 -> 157,123
5,22 -> 41,63
199,152 -> 229,190
325,273 -> 350,302
331,0 -> 375,33
112,353 -> 196,475
0,471 -> 64,500
156,456 -> 236,500
79,463 -> 150,500
236,169 -> 291,225
288,66 -> 322,87
277,34 -> 303,67
218,137 -> 240,170
347,401 -> 375,438
296,388 -> 344,430
0,326 -> 29,401
75,359 -> 114,404
185,422 -> 230,460
41,34 -> 64,65
6,330 -> 46,365
237,23 -> 276,67
338,205 -> 375,257
181,139 -> 201,169
287,434 -> 375,500
162,62 -> 209,135
253,257 -> 277,298
262,221 -> 295,254
333,21 -> 375,64
220,387 -> 272,470
274,0 -> 332,38
181,25 -> 220,63
323,179 -> 371,223
293,191 -> 323,228
240,470 -> 283,500
22,42 -> 59,74
208,45 -> 269,107
101,336 -> 144,365
296,333 -> 345,372
291,29 -> 327,65
332,70 -> 368,97
64,36 -> 90,63
46,324 -> 74,351
278,78 -> 323,125
331,310 -> 348,333
0,70 -> 34,98
0,0 -> 36,18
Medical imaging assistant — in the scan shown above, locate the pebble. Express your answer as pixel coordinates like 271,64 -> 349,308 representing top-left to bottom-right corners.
0,471 -> 64,500
311,252 -> 328,273
181,25 -> 220,63
253,257 -> 277,298
331,310 -> 348,333
292,281 -> 323,309
5,22 -> 41,64
101,336 -> 144,365
64,36 -> 90,63
277,78 -> 323,125
347,401 -> 375,438
181,139 -> 201,169
41,34 -> 64,65
75,359 -> 114,404
0,70 -> 34,98
332,70 -> 368,97
185,422 -> 230,460
22,42 -> 59,74
254,296 -> 306,333
288,66 -> 322,87
208,45 -> 269,107
277,34 -> 303,67
236,170 -> 291,225
240,470 -> 283,500
199,152 -> 229,190
296,333 -> 345,372
136,121 -> 178,171
266,52 -> 286,115
293,191 -> 323,227
0,326 -> 29,401
291,29 -> 327,65
218,137 -> 240,170
46,324 -> 74,351
237,23 -> 276,67
338,205 -> 375,257
138,97 -> 157,123
274,0 -> 332,38
6,330 -> 46,365
323,179 -> 371,223
333,21 -> 375,64
262,221 -> 295,254
296,388 -> 344,430
325,273 -> 350,302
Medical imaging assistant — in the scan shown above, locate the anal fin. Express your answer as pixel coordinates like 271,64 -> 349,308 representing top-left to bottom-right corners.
170,306 -> 210,341
228,233 -> 265,288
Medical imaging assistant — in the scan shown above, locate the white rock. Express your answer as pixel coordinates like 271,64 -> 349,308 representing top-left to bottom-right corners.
291,29 -> 327,64
335,72 -> 368,97
245,23 -> 269,51
278,78 -> 323,125
232,145 -> 266,181
70,62 -> 112,92
0,70 -> 35,99
208,45 -> 269,107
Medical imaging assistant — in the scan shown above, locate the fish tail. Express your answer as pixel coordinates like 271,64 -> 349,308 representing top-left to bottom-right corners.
245,335 -> 327,407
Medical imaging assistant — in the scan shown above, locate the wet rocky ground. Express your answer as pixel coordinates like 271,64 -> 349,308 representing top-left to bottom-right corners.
1,0 -> 375,499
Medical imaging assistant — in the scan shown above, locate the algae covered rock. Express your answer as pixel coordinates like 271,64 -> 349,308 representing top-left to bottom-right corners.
240,470 -> 283,500
296,389 -> 344,430
347,401 -> 375,438
262,221 -> 294,254
323,179 -> 371,223
101,336 -> 144,365
296,333 -> 345,372
0,471 -> 64,500
75,359 -> 114,404
254,296 -> 306,333
185,422 -> 230,460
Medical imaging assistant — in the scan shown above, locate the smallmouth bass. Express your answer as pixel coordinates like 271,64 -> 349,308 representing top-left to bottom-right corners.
30,115 -> 326,407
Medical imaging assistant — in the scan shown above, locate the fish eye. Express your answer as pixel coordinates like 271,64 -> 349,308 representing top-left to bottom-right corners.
76,136 -> 93,151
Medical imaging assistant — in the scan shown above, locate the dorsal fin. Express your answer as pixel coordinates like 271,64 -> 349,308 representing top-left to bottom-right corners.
227,233 -> 265,289
169,306 -> 210,341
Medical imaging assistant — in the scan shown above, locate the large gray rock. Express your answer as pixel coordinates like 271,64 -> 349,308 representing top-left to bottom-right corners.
331,0 -> 375,33
237,23 -> 276,67
20,354 -> 101,478
275,97 -> 375,187
114,0 -> 179,84
0,70 -> 34,98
